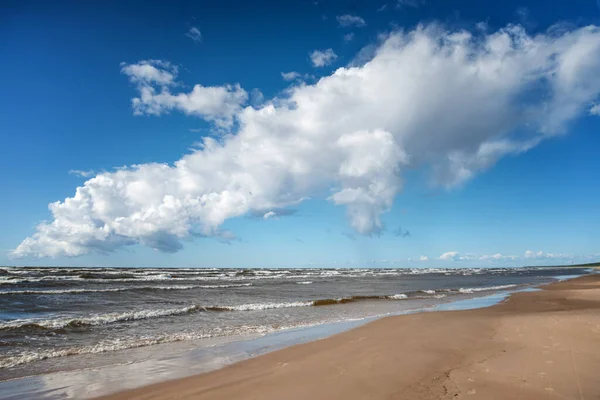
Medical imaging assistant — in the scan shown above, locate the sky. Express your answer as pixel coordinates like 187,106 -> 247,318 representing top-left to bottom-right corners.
1,0 -> 600,268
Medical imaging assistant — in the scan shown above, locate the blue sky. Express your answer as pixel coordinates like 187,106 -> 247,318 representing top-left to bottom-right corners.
1,0 -> 600,268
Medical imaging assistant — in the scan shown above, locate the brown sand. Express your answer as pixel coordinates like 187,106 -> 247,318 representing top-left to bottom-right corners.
100,275 -> 600,400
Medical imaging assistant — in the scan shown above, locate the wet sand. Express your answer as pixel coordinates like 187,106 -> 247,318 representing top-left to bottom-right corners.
100,274 -> 600,400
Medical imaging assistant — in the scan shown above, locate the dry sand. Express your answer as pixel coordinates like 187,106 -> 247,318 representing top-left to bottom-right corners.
100,274 -> 600,400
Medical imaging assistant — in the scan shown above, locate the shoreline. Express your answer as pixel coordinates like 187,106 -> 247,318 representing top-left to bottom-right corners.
0,271 -> 594,399
98,273 -> 600,400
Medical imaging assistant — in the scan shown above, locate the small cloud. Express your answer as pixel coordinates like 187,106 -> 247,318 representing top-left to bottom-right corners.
186,27 -> 202,42
281,71 -> 314,82
377,4 -> 388,12
69,169 -> 94,178
296,238 -> 305,243
439,251 -> 459,261
250,208 -> 297,220
438,251 -> 476,261
310,49 -> 337,67
189,128 -> 203,133
393,226 -> 411,237
336,14 -> 366,28
419,255 -> 429,261
263,211 -> 277,220
524,250 -> 571,260
479,253 -> 507,261
343,33 -> 355,42
590,103 -> 600,116
281,71 -> 301,81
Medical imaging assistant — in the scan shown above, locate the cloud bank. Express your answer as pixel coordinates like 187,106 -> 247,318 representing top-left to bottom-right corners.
14,23 -> 600,257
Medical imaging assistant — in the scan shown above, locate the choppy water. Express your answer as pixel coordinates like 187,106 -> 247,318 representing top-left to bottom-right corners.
0,266 -> 588,382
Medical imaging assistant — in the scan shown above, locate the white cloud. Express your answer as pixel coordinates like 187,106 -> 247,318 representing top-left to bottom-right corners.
344,33 -> 355,42
121,60 -> 248,128
524,250 -> 572,260
337,14 -> 366,28
14,23 -> 600,257
310,49 -> 337,67
69,170 -> 95,178
186,27 -> 202,42
120,60 -> 178,86
263,211 -> 277,220
590,103 -> 600,115
281,71 -> 301,81
439,251 -> 459,261
419,255 -> 429,261
479,253 -> 517,261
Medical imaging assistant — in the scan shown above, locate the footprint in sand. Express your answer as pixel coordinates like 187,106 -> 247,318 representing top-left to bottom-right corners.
546,360 -> 554,364
467,389 -> 476,395
545,388 -> 554,392
467,378 -> 474,382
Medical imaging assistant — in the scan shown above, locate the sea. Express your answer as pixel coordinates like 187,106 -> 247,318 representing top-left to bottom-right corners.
0,265 -> 590,398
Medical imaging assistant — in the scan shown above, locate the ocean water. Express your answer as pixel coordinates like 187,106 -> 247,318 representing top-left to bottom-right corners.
0,265 -> 588,385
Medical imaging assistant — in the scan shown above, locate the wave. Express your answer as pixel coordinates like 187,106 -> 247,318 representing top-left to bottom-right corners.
296,281 -> 313,285
0,324 -> 291,369
458,284 -> 517,294
0,305 -> 205,333
0,292 -> 415,334
0,283 -> 252,296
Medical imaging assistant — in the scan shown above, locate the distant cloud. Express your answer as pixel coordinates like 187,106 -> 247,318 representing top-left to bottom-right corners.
524,250 -> 572,260
590,103 -> 600,115
393,226 -> 411,237
249,208 -> 297,220
310,49 -> 337,67
419,255 -> 429,261
439,251 -> 460,261
186,27 -> 202,42
336,14 -> 366,28
343,33 -> 355,42
439,251 -> 478,261
68,169 -> 94,178
377,4 -> 388,12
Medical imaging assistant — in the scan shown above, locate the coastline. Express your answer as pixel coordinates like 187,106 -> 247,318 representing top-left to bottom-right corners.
97,273 -> 600,400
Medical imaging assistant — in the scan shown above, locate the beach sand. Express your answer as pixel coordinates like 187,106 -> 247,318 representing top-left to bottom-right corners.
100,274 -> 600,400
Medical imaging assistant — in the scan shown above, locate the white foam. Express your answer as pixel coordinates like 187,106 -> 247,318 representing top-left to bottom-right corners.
221,301 -> 313,311
0,283 -> 252,296
296,281 -> 313,285
458,284 -> 517,294
387,294 -> 408,300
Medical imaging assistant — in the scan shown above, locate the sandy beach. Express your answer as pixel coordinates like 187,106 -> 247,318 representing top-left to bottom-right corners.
98,274 -> 600,400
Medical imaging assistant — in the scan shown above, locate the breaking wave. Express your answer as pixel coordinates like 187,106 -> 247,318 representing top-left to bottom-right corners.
458,284 -> 517,294
0,283 -> 252,296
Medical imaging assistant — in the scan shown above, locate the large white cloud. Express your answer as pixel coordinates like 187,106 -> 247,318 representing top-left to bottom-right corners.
14,23 -> 600,257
